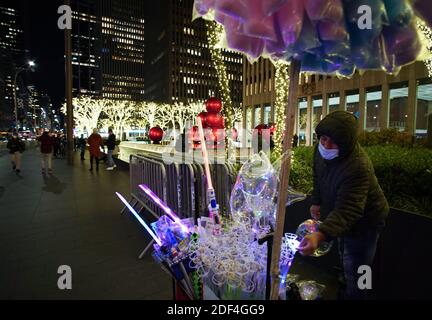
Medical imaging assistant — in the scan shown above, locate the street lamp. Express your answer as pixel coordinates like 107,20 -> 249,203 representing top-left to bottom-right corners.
13,60 -> 36,131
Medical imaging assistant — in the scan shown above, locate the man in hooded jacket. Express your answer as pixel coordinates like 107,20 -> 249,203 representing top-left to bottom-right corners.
298,111 -> 389,300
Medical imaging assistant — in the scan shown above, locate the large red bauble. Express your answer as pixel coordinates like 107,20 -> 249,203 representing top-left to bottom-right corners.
197,112 -> 208,128
149,127 -> 164,143
212,128 -> 226,142
205,112 -> 225,129
205,97 -> 222,113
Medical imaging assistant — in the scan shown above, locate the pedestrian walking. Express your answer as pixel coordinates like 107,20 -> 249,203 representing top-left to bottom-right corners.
105,128 -> 117,170
38,130 -> 54,174
53,133 -> 60,158
78,134 -> 86,160
87,128 -> 103,171
6,132 -> 25,174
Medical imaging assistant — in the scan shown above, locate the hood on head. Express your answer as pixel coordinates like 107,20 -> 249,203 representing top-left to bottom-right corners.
315,111 -> 358,158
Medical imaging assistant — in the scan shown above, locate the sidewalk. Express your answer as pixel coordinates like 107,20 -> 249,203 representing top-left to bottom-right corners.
0,148 -> 171,299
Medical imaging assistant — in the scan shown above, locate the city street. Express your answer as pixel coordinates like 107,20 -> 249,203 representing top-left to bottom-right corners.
0,147 -> 171,299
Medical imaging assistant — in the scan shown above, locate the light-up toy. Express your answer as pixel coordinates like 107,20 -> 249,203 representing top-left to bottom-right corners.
197,116 -> 221,235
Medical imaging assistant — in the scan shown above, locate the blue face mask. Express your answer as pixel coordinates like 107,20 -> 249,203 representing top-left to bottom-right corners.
318,142 -> 339,160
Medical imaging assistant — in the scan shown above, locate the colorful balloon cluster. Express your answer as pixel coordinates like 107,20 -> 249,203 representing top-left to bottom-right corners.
193,0 -> 431,76
190,97 -> 226,149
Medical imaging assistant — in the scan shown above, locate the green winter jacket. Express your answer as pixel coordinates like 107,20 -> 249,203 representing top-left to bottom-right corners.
312,111 -> 389,239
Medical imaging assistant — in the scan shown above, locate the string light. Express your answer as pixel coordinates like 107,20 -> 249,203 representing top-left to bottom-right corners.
417,20 -> 432,78
206,20 -> 234,129
273,61 -> 290,159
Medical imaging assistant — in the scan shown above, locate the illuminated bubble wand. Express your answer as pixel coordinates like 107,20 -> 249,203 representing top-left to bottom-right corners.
116,192 -> 162,246
138,184 -> 189,234
197,116 -> 221,235
137,185 -> 199,298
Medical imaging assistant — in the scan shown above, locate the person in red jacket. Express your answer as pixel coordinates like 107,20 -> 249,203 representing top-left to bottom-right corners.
38,130 -> 54,174
87,128 -> 103,171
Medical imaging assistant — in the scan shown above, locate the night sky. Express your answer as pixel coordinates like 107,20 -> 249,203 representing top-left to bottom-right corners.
18,0 -> 65,109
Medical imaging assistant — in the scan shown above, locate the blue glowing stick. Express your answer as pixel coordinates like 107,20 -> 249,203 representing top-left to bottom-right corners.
116,192 -> 162,246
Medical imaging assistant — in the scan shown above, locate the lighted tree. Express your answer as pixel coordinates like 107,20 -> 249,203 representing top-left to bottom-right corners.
188,101 -> 206,125
206,20 -> 235,129
64,96 -> 109,134
273,61 -> 290,158
232,106 -> 243,127
135,101 -> 167,129
103,100 -> 136,140
418,20 -> 432,77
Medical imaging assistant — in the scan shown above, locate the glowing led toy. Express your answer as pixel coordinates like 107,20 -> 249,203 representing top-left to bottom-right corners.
116,192 -> 162,246
296,219 -> 333,257
138,184 -> 189,234
230,151 -> 278,228
197,116 -> 221,235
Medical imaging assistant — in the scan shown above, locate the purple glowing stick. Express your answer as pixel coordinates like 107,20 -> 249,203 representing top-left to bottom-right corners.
138,184 -> 189,233
116,192 -> 162,246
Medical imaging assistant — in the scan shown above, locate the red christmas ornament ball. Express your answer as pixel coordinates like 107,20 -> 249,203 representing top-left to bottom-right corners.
205,97 -> 222,113
205,112 -> 225,129
197,112 -> 208,128
149,127 -> 164,143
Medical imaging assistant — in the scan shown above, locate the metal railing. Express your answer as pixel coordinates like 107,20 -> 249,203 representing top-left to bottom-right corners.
128,153 -> 236,221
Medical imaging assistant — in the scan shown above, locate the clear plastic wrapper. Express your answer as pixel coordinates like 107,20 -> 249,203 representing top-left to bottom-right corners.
297,281 -> 326,300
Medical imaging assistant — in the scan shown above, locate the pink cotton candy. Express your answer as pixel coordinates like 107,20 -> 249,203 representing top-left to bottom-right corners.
215,0 -> 247,21
194,0 -> 215,16
275,0 -> 304,47
261,0 -> 289,15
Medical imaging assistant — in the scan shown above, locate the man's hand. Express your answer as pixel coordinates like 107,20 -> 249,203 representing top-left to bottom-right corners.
297,231 -> 326,256
310,205 -> 321,220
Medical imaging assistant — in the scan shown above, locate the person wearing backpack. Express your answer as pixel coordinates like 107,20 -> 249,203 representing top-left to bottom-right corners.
6,132 -> 26,174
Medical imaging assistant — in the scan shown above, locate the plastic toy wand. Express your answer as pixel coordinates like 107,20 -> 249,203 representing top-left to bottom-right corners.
197,117 -> 221,235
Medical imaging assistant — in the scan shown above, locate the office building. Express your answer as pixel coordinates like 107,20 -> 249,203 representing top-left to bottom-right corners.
0,2 -> 26,130
71,0 -> 145,101
243,60 -> 431,146
144,0 -> 243,106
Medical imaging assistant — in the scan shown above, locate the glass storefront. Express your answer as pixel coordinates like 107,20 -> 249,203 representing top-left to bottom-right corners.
366,86 -> 381,131
298,98 -> 307,145
346,90 -> 360,117
328,92 -> 340,114
416,78 -> 432,136
263,104 -> 271,124
254,105 -> 261,127
389,82 -> 409,131
312,95 -> 323,144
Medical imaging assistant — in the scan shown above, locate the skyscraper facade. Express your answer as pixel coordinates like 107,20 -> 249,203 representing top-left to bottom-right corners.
71,0 -> 101,97
144,0 -> 243,106
71,0 -> 145,101
0,1 -> 26,130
